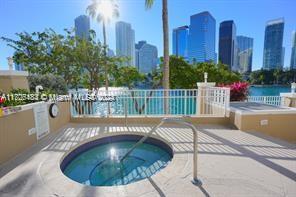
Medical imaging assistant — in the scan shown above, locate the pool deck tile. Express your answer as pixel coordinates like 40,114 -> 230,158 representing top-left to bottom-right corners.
0,123 -> 295,197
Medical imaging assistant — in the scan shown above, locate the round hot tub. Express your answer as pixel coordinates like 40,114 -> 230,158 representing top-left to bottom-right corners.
60,134 -> 173,186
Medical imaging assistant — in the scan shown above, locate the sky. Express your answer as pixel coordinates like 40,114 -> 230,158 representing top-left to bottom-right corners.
0,0 -> 295,71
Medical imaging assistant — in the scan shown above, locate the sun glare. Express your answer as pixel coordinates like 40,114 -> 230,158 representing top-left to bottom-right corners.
97,0 -> 114,20
110,147 -> 116,160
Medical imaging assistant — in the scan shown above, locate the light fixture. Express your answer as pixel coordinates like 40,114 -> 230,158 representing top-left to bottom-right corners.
204,72 -> 208,83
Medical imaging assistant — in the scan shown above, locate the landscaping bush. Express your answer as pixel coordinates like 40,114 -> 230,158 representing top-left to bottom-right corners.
1,88 -> 35,107
28,74 -> 68,94
218,82 -> 249,101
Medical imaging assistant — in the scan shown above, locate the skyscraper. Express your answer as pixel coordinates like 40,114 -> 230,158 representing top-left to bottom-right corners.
219,20 -> 237,71
74,15 -> 90,40
291,31 -> 296,70
237,36 -> 253,73
188,11 -> 216,63
263,18 -> 285,70
135,41 -> 158,74
116,21 -> 135,66
172,26 -> 189,59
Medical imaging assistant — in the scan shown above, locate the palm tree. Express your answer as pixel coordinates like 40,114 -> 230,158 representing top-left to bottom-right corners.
145,0 -> 170,114
273,69 -> 281,84
87,0 -> 119,90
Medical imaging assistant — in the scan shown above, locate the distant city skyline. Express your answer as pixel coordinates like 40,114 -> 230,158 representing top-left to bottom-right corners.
0,0 -> 295,70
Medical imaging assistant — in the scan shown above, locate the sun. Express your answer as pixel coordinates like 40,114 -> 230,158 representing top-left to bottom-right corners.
97,0 -> 114,21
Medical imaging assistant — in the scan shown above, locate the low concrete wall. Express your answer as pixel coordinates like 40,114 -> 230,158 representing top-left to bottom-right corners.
230,111 -> 296,143
282,96 -> 296,108
0,102 -> 70,164
0,71 -> 29,93
49,102 -> 71,133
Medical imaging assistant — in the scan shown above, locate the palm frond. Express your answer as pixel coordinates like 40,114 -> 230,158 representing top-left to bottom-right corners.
113,7 -> 120,18
96,15 -> 104,23
86,0 -> 98,19
145,0 -> 154,9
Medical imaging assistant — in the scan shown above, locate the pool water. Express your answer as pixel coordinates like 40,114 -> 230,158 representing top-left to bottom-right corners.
62,141 -> 172,186
249,86 -> 290,96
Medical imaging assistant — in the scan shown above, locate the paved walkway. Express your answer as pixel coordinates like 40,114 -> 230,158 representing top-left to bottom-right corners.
0,123 -> 295,197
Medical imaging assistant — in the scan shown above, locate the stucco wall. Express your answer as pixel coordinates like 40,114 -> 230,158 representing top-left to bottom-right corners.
49,102 -> 71,133
230,111 -> 296,143
0,108 -> 36,164
0,75 -> 29,93
0,102 -> 70,164
282,97 -> 296,108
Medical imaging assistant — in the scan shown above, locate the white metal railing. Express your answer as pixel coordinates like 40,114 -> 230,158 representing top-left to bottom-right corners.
198,86 -> 230,116
247,96 -> 282,106
70,87 -> 230,117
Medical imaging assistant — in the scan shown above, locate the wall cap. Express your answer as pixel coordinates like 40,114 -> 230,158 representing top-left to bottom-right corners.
280,93 -> 296,98
0,70 -> 29,77
196,82 -> 216,87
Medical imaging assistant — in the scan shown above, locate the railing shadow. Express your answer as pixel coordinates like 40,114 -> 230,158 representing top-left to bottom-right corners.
197,128 -> 296,182
42,123 -> 296,183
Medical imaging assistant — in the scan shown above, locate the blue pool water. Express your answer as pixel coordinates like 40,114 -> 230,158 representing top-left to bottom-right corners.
249,86 -> 290,96
62,141 -> 172,186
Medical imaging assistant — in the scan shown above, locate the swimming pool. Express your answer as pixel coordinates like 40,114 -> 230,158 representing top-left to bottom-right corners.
61,135 -> 173,186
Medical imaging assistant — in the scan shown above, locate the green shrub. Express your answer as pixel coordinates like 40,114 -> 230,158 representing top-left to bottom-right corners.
1,88 -> 35,107
28,74 -> 68,94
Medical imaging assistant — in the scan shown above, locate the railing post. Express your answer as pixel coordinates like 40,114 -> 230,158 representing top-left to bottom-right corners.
196,82 -> 216,116
184,89 -> 187,115
124,98 -> 128,127
225,88 -> 230,117
193,130 -> 198,182
144,90 -> 147,117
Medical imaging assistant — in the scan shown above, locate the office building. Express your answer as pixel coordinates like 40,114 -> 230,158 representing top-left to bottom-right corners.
188,11 -> 216,63
219,20 -> 237,71
74,15 -> 90,40
237,36 -> 253,73
290,31 -> 296,70
263,18 -> 285,70
172,26 -> 189,59
135,41 -> 158,74
116,21 -> 135,66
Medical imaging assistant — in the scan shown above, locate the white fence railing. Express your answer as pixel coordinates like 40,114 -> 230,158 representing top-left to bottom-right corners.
247,96 -> 282,106
70,87 -> 230,117
198,86 -> 230,116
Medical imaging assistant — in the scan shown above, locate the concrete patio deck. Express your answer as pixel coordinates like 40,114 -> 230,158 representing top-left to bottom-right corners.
0,123 -> 295,197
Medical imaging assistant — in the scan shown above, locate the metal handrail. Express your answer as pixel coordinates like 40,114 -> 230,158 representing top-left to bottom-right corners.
120,117 -> 200,184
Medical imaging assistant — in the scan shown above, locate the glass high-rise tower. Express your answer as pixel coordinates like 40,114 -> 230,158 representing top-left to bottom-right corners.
172,26 -> 189,59
263,18 -> 285,70
135,41 -> 158,74
219,20 -> 237,71
74,15 -> 90,40
237,36 -> 253,73
116,21 -> 135,66
291,31 -> 296,70
188,11 -> 216,63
